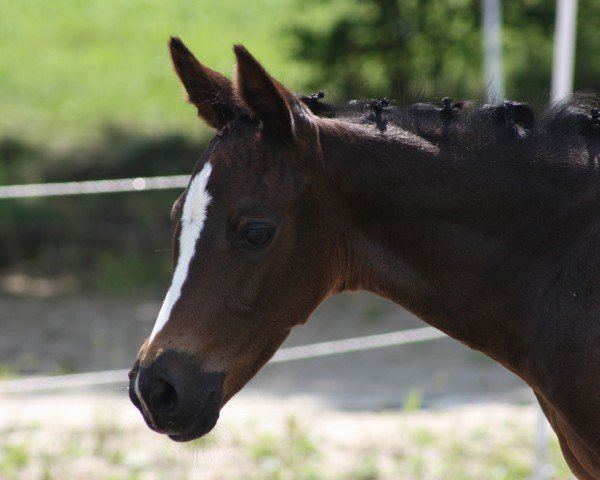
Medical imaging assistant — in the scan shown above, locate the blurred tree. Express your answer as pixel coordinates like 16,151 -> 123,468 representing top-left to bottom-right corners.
289,0 -> 481,101
289,0 -> 600,102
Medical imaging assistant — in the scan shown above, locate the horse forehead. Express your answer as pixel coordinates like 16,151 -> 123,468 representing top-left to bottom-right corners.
214,126 -> 292,169
209,156 -> 297,199
203,135 -> 305,204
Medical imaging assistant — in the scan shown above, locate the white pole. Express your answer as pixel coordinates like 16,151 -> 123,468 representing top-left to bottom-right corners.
548,4 -> 578,476
551,0 -> 579,104
481,0 -> 504,104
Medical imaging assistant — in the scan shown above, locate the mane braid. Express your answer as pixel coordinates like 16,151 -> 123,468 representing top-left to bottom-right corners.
298,91 -> 600,171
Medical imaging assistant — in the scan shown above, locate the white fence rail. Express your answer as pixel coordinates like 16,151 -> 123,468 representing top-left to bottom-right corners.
0,175 -> 189,199
0,326 -> 446,394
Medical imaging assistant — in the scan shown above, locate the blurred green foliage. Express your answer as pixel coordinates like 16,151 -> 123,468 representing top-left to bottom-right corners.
291,0 -> 481,101
1,0 -> 599,286
290,0 -> 600,101
0,131 -> 201,279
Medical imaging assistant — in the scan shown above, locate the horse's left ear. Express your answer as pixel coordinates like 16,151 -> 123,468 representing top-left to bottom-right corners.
233,45 -> 295,139
170,37 -> 236,130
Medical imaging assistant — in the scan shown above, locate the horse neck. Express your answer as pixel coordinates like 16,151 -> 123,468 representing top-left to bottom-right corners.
319,120 -> 596,377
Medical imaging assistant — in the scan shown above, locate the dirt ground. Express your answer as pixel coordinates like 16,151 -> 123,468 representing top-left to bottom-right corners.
1,290 -> 572,479
1,290 -> 531,409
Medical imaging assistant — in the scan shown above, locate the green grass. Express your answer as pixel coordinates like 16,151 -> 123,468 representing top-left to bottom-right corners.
245,416 -> 322,480
0,443 -> 30,480
1,0 -> 319,148
0,404 -> 573,480
402,388 -> 424,412
0,363 -> 18,380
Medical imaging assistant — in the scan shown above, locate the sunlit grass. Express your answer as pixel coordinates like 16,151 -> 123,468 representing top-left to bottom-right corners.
1,0 -> 319,148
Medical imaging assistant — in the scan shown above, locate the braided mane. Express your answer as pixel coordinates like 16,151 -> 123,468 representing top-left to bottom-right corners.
300,92 -> 600,169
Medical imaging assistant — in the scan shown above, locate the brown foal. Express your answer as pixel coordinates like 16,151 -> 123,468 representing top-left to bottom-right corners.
129,38 -> 600,479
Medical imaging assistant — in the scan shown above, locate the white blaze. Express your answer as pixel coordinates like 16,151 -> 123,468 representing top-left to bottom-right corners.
148,162 -> 213,343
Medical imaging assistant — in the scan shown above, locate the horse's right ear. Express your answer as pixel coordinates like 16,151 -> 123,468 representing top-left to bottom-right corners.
169,37 -> 235,130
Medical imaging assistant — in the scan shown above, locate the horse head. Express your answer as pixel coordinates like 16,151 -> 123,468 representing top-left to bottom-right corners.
129,38 -> 344,441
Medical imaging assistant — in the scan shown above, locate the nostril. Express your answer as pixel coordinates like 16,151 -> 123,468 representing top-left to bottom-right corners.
149,379 -> 178,415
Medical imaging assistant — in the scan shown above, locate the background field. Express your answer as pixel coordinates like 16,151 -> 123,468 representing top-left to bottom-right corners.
3,0 -> 600,276
2,0 -> 600,282
1,0 -> 307,148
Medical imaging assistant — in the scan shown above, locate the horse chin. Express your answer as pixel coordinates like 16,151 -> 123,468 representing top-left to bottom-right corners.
167,391 -> 222,442
167,409 -> 220,442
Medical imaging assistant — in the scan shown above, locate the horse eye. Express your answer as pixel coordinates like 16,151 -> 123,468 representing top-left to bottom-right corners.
243,224 -> 274,246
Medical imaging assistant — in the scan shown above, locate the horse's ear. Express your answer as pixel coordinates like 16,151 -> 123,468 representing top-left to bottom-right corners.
169,37 -> 235,130
233,45 -> 294,139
